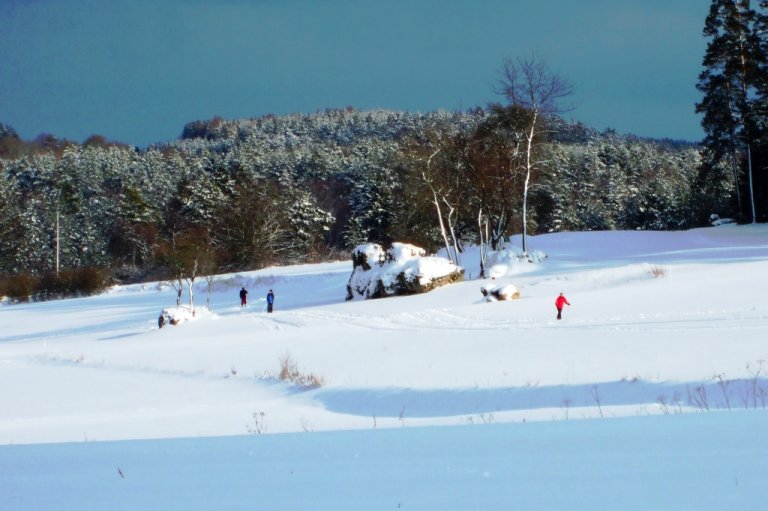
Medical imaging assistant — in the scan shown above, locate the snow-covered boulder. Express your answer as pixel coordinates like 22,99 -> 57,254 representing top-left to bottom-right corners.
346,242 -> 464,300
351,243 -> 386,271
480,281 -> 520,301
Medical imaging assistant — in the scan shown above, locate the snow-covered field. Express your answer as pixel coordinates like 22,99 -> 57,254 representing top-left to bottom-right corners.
2,226 -> 768,509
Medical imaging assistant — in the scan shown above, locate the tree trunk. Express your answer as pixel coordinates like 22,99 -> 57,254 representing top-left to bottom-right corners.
55,208 -> 60,275
522,111 -> 538,254
747,143 -> 756,223
443,197 -> 461,266
187,278 -> 195,313
432,189 -> 453,264
478,210 -> 489,279
736,4 -> 756,223
491,211 -> 506,250
423,148 -> 457,265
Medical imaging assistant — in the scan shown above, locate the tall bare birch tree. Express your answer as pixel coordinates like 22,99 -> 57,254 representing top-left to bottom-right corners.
496,56 -> 573,253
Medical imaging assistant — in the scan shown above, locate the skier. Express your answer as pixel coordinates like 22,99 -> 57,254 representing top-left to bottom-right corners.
158,313 -> 165,329
266,289 -> 275,313
239,287 -> 248,307
555,292 -> 570,320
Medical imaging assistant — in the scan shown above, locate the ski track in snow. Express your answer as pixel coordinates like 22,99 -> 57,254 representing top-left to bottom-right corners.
288,306 -> 767,333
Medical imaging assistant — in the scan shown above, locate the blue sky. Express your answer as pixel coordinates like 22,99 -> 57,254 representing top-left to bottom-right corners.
1,0 -> 708,147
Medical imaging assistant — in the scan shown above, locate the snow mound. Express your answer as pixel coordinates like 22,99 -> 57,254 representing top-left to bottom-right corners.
160,306 -> 197,326
445,243 -> 548,279
710,213 -> 736,226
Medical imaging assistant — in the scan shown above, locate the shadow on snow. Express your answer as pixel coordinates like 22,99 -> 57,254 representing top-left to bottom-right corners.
312,378 -> 768,418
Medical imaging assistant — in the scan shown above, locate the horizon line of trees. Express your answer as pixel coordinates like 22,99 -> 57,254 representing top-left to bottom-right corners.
0,105 -> 710,293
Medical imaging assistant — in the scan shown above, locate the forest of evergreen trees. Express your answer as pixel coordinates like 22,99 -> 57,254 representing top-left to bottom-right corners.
1,0 -> 766,300
0,109 -> 707,293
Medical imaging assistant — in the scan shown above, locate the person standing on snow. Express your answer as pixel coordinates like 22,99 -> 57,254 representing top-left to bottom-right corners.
266,289 -> 275,313
555,292 -> 570,320
239,287 -> 248,307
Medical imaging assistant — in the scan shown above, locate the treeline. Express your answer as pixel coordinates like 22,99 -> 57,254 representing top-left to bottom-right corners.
0,107 -> 714,297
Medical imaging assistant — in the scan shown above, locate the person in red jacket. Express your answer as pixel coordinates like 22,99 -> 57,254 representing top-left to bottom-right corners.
555,292 -> 570,320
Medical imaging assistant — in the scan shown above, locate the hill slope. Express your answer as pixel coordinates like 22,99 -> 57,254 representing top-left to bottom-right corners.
1,226 -> 767,509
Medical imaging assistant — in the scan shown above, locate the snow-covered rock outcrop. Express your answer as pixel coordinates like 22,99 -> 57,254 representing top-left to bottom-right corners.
346,242 -> 464,300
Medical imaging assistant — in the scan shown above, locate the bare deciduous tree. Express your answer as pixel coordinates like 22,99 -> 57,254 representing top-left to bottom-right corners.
496,56 -> 573,253
420,133 -> 466,265
422,147 -> 458,264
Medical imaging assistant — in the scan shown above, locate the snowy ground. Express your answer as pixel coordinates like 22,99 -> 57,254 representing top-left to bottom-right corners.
2,226 -> 768,509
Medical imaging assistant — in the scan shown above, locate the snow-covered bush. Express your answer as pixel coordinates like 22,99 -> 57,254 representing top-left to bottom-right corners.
489,244 -> 547,265
447,242 -> 548,280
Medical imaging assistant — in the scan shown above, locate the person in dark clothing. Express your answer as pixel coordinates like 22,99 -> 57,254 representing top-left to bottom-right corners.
158,313 -> 165,329
266,289 -> 274,313
555,292 -> 570,320
239,287 -> 248,307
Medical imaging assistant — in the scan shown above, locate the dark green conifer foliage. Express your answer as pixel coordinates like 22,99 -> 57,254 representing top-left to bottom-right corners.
696,0 -> 767,222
